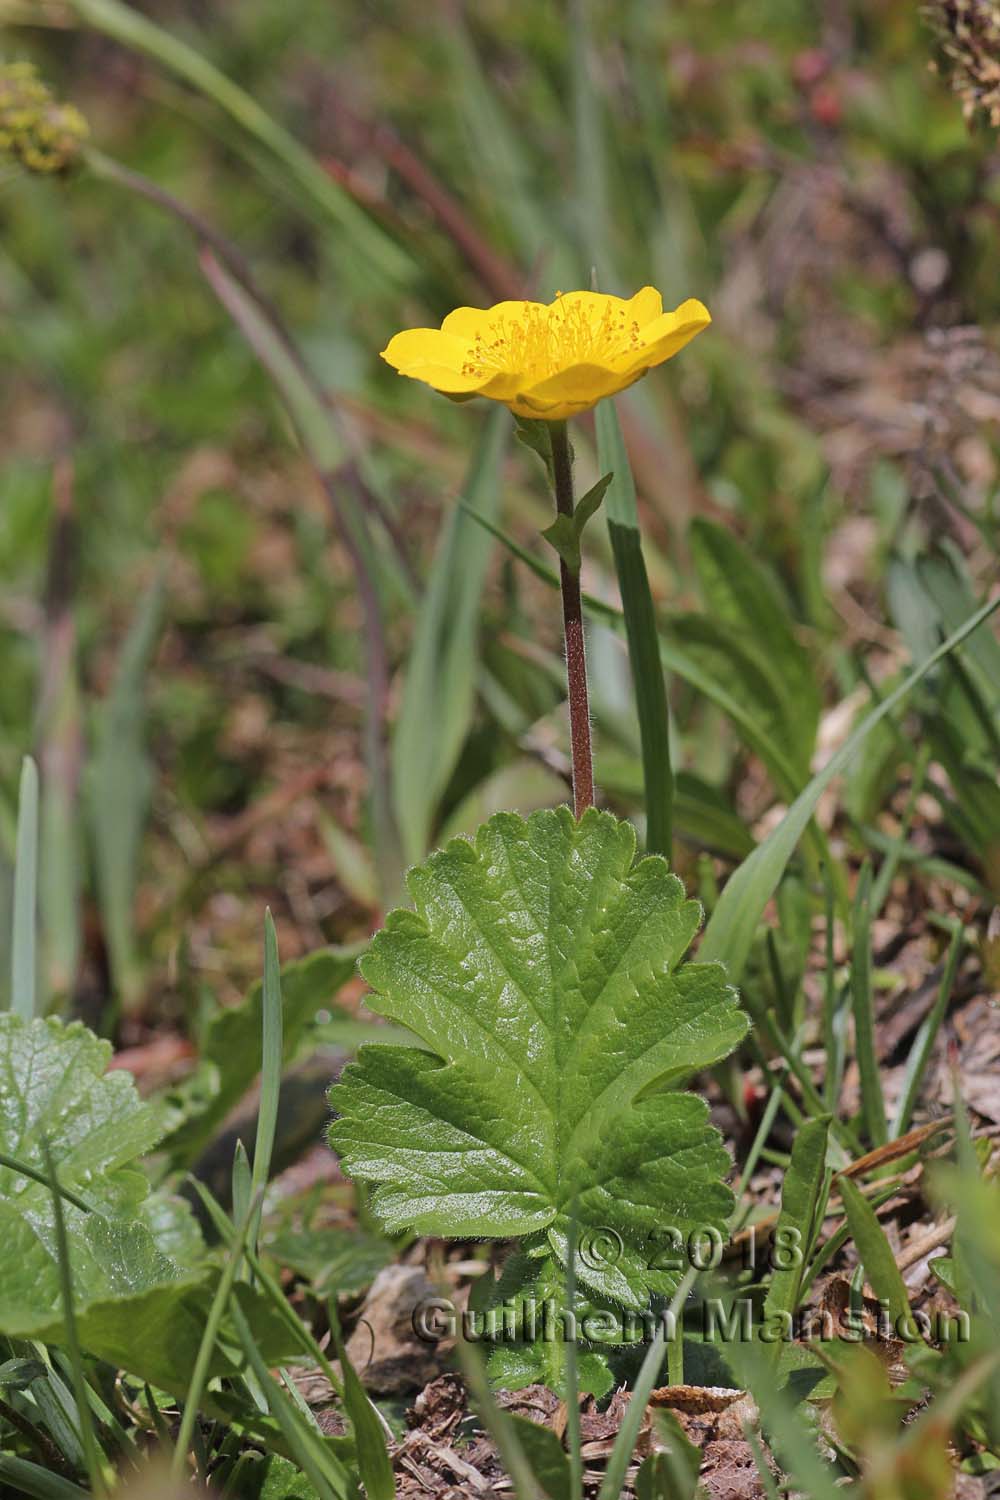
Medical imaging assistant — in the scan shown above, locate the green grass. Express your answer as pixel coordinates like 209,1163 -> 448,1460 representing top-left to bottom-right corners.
1,0 -> 999,1491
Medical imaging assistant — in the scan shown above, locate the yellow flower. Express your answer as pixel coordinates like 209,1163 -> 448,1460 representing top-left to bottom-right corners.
380,287 -> 711,421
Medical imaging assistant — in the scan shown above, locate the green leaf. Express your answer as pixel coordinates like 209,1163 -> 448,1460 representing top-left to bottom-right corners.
330,809 -> 748,1314
257,1455 -> 322,1500
838,1177 -> 912,1332
690,519 -> 820,778
329,1304 -> 394,1500
700,592 -> 1000,982
514,416 -> 555,484
262,1227 -> 394,1299
488,1342 -> 614,1399
762,1116 -> 830,1356
596,398 -> 674,858
0,1014 -> 204,1342
88,568 -> 165,1013
70,0 -> 413,286
393,408 -> 508,864
12,756 -> 39,1021
0,1454 -> 88,1500
634,1412 -> 701,1500
166,945 -> 360,1164
850,864 -> 887,1148
507,1415 -> 573,1500
249,910 -> 283,1251
540,472 -> 613,575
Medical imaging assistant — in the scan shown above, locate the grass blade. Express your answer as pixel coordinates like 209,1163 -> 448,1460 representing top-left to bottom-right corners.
762,1116 -> 830,1361
727,1344 -> 842,1500
199,248 -> 404,903
186,1174 -> 343,1399
597,1267 -> 697,1500
393,408 -> 507,864
41,1137 -> 107,1497
64,0 -> 412,285
689,518 -> 820,781
699,591 -> 1000,980
821,868 -> 843,1111
0,1148 -> 91,1213
170,1192 -> 261,1482
850,863 -> 887,1148
892,920 -> 963,1137
451,1337 -> 547,1500
249,910 -> 283,1252
12,756 -> 39,1021
38,462 -> 83,1008
89,570 -> 165,1020
564,1200 -> 583,1498
838,1176 -> 912,1330
595,399 -> 674,858
0,1455 -> 88,1500
229,1298 -> 350,1500
328,1303 -> 394,1500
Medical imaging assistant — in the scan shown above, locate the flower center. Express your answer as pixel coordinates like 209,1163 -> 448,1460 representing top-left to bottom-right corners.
461,295 -> 644,381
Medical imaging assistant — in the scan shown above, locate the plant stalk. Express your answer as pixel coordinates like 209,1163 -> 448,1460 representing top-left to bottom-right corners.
549,422 -> 595,817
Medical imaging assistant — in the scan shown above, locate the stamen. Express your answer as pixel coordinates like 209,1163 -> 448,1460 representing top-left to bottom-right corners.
462,299 -> 645,380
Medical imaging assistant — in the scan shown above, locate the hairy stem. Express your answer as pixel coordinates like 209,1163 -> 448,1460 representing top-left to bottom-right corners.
549,422 -> 595,816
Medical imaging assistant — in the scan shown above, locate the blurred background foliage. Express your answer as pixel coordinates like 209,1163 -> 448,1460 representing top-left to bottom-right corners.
0,0 -> 998,1031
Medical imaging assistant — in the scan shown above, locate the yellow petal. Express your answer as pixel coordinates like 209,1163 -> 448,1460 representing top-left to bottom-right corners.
625,285 -> 663,327
548,289 -> 619,319
620,298 -> 711,372
512,361 -> 631,418
380,328 -> 487,393
441,301 -> 543,338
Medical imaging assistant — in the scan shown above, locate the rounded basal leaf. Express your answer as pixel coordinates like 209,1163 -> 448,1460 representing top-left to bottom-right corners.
329,808 -> 748,1310
0,1015 -> 199,1337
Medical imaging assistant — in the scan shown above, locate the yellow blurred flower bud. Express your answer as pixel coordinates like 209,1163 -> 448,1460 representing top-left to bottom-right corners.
0,60 -> 88,174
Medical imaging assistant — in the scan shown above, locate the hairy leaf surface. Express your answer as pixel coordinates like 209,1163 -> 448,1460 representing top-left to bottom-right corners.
330,809 -> 748,1308
0,1015 -> 198,1336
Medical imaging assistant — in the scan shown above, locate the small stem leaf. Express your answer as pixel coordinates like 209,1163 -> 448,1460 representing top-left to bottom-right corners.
540,473 -> 613,576
514,415 -> 555,483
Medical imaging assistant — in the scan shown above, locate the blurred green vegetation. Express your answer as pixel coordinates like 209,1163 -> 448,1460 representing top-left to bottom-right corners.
1,0 -> 998,1017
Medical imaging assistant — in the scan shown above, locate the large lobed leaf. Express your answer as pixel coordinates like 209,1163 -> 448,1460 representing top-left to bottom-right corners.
330,809 -> 748,1311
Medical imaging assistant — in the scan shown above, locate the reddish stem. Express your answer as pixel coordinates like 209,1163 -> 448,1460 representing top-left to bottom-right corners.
549,422 -> 595,817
